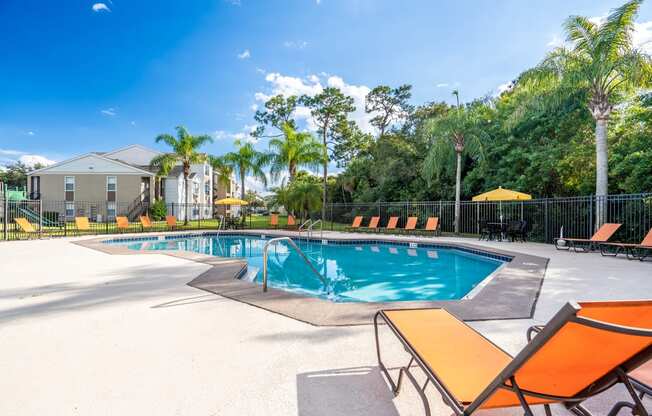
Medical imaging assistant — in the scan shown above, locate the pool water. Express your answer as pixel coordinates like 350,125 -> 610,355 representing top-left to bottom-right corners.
119,235 -> 504,303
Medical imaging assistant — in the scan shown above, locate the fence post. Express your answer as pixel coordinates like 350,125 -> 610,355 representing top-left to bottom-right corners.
476,202 -> 479,234
39,199 -> 43,238
3,197 -> 7,241
544,199 -> 549,243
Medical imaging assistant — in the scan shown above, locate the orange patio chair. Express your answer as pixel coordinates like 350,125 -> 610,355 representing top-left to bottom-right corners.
166,215 -> 177,230
381,216 -> 399,233
14,217 -> 38,238
424,217 -> 441,236
269,213 -> 279,228
361,216 -> 380,232
403,216 -> 418,233
139,215 -> 153,230
116,216 -> 129,232
286,215 -> 297,230
554,223 -> 622,252
600,227 -> 652,261
374,300 -> 652,416
75,217 -> 90,235
346,216 -> 363,231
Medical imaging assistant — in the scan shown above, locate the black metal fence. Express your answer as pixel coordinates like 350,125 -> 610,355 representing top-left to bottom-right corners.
325,193 -> 652,244
2,193 -> 652,243
0,200 -> 223,240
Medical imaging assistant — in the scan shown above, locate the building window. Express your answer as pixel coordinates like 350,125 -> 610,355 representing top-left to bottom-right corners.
193,181 -> 200,196
107,202 -> 116,219
204,164 -> 210,176
204,182 -> 210,195
65,202 -> 75,218
64,176 -> 75,202
107,176 -> 116,202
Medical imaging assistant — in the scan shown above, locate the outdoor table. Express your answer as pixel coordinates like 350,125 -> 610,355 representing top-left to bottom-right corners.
486,222 -> 506,241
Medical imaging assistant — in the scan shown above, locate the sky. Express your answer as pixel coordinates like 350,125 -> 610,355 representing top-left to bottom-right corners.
2,0 -> 652,186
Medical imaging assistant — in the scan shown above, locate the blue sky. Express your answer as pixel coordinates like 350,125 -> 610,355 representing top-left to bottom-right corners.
2,0 -> 652,170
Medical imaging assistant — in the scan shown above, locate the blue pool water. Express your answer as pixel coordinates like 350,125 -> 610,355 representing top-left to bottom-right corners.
115,234 -> 505,303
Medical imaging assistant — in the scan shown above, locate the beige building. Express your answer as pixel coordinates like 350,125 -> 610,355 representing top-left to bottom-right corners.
27,145 -> 221,221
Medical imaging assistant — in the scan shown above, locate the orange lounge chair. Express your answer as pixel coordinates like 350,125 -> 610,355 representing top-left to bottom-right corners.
166,215 -> 177,230
116,216 -> 129,232
286,215 -> 297,230
424,217 -> 441,236
360,216 -> 380,232
269,214 -> 279,228
14,217 -> 38,238
346,216 -> 363,231
374,300 -> 652,416
139,215 -> 153,230
554,223 -> 621,252
403,216 -> 418,233
600,227 -> 652,261
608,360 -> 652,415
381,216 -> 399,233
75,217 -> 90,234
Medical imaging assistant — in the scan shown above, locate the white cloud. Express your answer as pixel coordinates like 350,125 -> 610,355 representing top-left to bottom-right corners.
283,40 -> 309,49
101,108 -> 116,116
250,104 -> 258,112
19,155 -> 56,167
0,149 -> 55,168
237,49 -> 251,60
436,83 -> 449,88
27,131 -> 35,136
316,0 -> 321,4
130,121 -> 136,126
225,0 -> 241,5
547,34 -> 566,48
256,67 -> 266,74
254,72 -> 376,134
92,3 -> 110,12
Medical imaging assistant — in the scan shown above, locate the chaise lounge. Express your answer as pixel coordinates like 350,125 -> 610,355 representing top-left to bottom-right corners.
374,300 -> 652,416
554,223 -> 621,252
600,227 -> 652,261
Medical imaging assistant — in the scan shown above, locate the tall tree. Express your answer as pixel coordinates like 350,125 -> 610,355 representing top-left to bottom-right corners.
422,107 -> 486,233
252,95 -> 298,139
365,84 -> 412,137
268,123 -> 324,182
300,87 -> 355,220
522,0 -> 652,226
150,126 -> 213,224
331,120 -> 373,168
222,139 -> 268,200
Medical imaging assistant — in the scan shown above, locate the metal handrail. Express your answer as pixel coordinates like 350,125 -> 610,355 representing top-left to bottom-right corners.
262,237 -> 327,292
298,218 -> 312,231
307,219 -> 322,238
218,215 -> 225,231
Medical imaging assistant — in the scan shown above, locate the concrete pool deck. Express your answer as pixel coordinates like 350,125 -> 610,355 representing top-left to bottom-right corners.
1,232 -> 651,415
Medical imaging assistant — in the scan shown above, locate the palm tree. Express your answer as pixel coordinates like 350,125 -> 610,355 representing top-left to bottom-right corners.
222,139 -> 268,199
268,123 -> 324,182
288,180 -> 322,221
522,0 -> 652,226
150,126 -> 213,225
209,155 -> 234,191
422,107 -> 486,234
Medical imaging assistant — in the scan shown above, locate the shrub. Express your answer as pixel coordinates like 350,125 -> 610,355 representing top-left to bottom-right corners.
149,199 -> 167,221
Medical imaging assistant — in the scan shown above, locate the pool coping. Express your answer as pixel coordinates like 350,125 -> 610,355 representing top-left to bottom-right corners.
73,229 -> 549,326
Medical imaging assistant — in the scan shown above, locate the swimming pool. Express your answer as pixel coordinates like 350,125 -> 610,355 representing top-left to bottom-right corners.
112,234 -> 506,303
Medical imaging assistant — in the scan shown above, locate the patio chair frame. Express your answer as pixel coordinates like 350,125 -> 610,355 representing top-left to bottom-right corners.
374,302 -> 652,416
554,223 -> 622,253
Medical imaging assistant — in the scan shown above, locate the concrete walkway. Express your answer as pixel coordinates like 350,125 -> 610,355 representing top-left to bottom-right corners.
0,234 -> 650,415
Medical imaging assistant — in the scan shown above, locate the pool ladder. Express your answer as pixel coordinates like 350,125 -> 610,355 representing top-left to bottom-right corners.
262,237 -> 328,293
298,219 -> 323,238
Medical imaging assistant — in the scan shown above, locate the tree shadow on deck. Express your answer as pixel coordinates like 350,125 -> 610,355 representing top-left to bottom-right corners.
296,366 -> 399,416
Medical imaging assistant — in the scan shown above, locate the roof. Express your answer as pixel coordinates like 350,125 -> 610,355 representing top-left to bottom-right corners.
27,153 -> 155,176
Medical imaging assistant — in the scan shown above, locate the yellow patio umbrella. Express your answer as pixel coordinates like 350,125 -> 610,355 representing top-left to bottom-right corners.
214,197 -> 249,206
472,186 -> 532,202
472,186 -> 532,223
